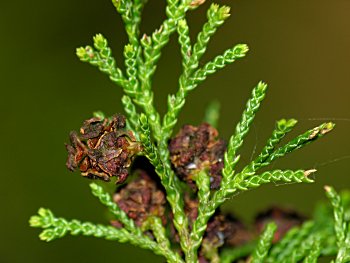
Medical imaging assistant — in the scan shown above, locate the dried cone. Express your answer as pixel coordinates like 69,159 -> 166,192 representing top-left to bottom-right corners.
169,123 -> 226,189
65,114 -> 142,184
113,171 -> 167,227
255,206 -> 305,243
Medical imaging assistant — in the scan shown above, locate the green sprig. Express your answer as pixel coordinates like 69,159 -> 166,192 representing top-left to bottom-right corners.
111,0 -> 142,46
138,114 -> 164,178
251,222 -> 277,263
269,221 -> 315,262
139,114 -> 190,261
190,170 -> 211,251
266,227 -> 299,261
325,186 -> 350,263
325,186 -> 346,245
241,118 -> 298,176
177,19 -> 192,71
222,81 -> 267,183
141,0 -> 192,82
161,6 -> 240,141
29,208 -> 180,263
211,170 -> 314,221
111,0 -> 161,138
76,42 -> 126,88
121,95 -> 140,134
291,234 -> 322,262
124,44 -> 139,92
303,239 -> 321,263
142,216 -> 183,263
162,44 -> 248,142
266,122 -> 335,164
192,3 -> 230,63
190,44 -> 249,88
231,169 -> 315,192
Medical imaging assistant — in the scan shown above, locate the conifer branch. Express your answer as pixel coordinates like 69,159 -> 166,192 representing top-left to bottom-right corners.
121,95 -> 140,133
76,40 -> 126,88
303,239 -> 321,263
139,114 -> 190,261
192,4 -> 230,63
241,118 -> 298,177
291,235 -> 322,262
231,169 -> 314,192
325,186 -> 350,263
190,44 -> 249,88
29,1 -> 341,262
266,122 -> 335,164
136,0 -> 195,142
190,170 -> 211,251
269,221 -> 315,262
29,208 -> 180,263
124,44 -> 140,93
266,227 -> 299,261
162,44 -> 248,141
142,216 -> 183,263
111,0 -> 145,47
222,81 -> 267,184
251,222 -> 277,263
190,168 -> 314,260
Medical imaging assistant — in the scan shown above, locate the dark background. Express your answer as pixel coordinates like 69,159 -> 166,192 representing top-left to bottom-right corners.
1,0 -> 349,262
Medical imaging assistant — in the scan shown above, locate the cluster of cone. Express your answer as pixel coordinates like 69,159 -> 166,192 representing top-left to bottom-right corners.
66,114 -> 304,261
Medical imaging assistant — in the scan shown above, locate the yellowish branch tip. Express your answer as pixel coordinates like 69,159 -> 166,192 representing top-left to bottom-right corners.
324,185 -> 331,192
190,0 -> 206,7
321,122 -> 335,135
304,169 -> 317,177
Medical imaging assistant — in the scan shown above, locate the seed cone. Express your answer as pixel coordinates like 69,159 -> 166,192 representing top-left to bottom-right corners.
65,114 -> 142,183
113,170 -> 167,227
169,123 -> 226,189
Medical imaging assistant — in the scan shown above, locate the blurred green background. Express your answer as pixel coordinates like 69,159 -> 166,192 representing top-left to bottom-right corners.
1,0 -> 349,262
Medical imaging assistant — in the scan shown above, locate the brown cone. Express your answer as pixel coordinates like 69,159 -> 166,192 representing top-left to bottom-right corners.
65,114 -> 142,183
113,171 -> 167,227
169,123 -> 226,189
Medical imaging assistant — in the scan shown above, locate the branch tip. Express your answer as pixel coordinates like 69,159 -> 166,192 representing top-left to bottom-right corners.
304,169 -> 317,177
324,185 -> 331,192
321,122 -> 335,135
